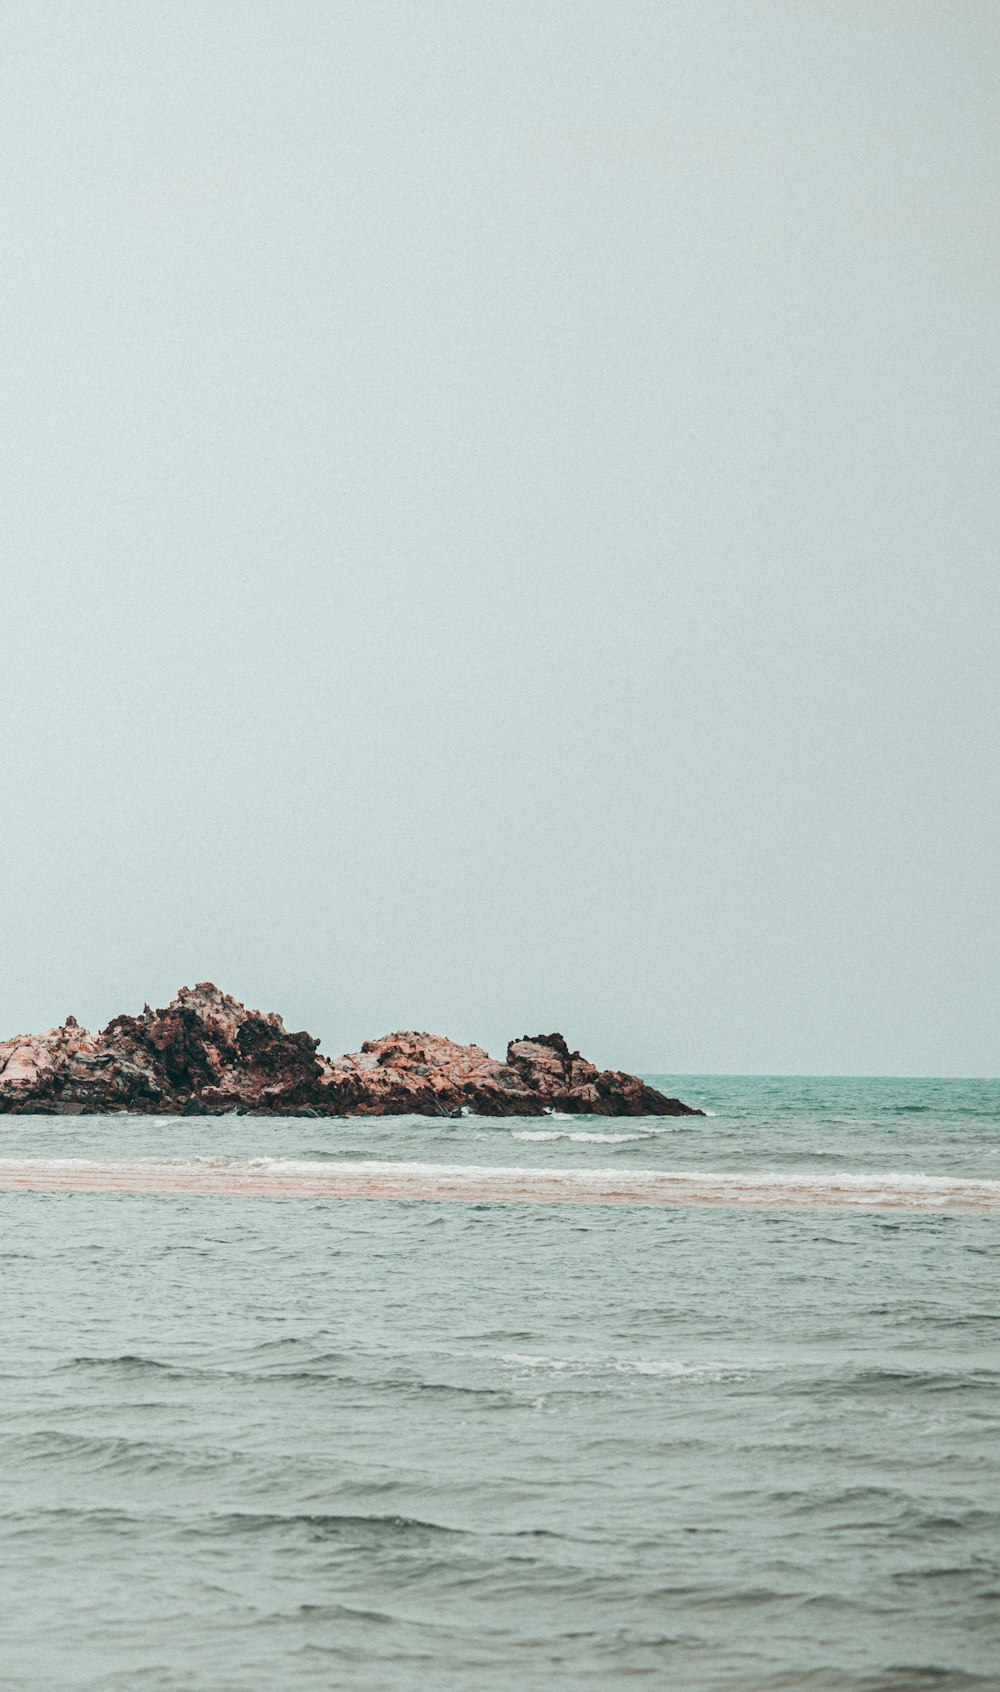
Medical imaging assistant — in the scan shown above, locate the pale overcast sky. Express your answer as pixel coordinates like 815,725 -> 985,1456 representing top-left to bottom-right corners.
1,2 -> 997,1074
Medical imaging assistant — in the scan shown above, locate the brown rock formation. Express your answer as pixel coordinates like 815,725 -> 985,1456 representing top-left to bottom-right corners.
0,985 -> 701,1118
506,1032 -> 683,1116
0,985 -> 322,1116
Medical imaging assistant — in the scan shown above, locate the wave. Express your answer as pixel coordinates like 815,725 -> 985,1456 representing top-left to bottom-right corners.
512,1130 -> 646,1143
0,1505 -> 461,1542
62,1353 -> 180,1377
501,1353 -> 755,1382
811,1364 -> 1000,1398
0,1157 -> 997,1212
6,1429 -> 239,1477
185,1509 -> 462,1541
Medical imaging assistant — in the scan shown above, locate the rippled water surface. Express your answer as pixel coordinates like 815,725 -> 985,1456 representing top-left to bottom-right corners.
1,1077 -> 997,1690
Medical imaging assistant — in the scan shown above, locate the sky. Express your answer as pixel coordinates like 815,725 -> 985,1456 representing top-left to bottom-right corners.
1,1 -> 997,1075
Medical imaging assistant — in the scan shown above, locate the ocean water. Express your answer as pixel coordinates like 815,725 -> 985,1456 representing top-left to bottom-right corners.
0,1076 -> 997,1691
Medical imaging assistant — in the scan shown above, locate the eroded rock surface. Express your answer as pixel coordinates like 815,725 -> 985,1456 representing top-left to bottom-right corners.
0,985 -> 701,1118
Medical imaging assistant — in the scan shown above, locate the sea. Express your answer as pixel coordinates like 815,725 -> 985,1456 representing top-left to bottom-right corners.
0,1076 -> 997,1691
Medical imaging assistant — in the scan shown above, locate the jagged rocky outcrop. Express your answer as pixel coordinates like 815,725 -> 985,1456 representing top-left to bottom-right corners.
0,984 -> 701,1118
0,986 -> 323,1117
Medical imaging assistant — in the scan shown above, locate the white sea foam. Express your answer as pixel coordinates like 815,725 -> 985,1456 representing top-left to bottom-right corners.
512,1130 -> 644,1143
501,1353 -> 749,1381
571,1132 -> 643,1143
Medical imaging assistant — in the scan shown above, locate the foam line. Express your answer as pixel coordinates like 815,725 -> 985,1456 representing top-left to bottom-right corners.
0,1159 -> 996,1212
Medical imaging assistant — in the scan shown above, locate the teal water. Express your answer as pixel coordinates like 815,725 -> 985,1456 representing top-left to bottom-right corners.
0,1077 -> 997,1689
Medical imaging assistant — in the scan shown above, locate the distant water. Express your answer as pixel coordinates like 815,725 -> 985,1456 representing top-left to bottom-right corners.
0,1076 -> 997,1690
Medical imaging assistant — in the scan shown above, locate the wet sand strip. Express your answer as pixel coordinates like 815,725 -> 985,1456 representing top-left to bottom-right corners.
0,1160 -> 997,1213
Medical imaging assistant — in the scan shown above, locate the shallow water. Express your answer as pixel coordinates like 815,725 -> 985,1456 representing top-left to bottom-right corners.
0,1077 -> 997,1689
